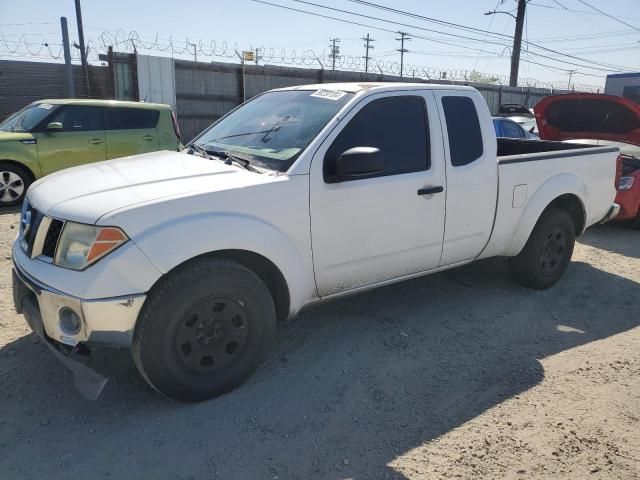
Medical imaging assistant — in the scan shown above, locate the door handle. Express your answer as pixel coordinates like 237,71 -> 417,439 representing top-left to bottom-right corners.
143,135 -> 155,141
417,186 -> 444,196
88,138 -> 104,145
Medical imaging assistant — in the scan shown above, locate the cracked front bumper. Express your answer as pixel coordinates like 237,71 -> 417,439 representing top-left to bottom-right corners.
13,262 -> 146,348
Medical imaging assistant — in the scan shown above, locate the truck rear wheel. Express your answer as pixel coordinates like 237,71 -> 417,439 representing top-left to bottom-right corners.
132,257 -> 276,402
508,208 -> 575,290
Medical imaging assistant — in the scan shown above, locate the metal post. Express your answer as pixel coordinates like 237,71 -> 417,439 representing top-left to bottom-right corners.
74,0 -> 90,96
316,57 -> 324,83
187,41 -> 197,62
567,70 -> 576,90
509,0 -> 526,87
234,50 -> 246,102
60,17 -> 75,98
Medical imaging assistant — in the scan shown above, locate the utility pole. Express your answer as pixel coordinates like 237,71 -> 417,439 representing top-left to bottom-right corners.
60,17 -> 75,98
510,0 -> 527,87
396,31 -> 410,79
362,33 -> 375,74
255,47 -> 262,65
329,38 -> 340,71
74,0 -> 90,96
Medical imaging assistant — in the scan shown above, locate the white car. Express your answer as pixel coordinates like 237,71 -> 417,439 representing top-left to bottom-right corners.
12,83 -> 620,401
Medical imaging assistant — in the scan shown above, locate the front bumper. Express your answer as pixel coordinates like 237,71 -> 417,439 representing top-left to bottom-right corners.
13,261 -> 146,348
599,203 -> 621,224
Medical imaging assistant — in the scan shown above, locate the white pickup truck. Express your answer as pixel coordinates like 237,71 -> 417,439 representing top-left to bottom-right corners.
12,83 -> 620,401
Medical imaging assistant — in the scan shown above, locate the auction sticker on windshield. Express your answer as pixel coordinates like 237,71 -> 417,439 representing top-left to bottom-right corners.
310,89 -> 347,101
37,104 -> 54,110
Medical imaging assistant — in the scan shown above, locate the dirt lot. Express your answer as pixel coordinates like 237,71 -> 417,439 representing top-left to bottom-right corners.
0,208 -> 638,480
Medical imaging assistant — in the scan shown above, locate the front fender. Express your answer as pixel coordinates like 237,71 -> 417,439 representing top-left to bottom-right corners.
129,212 -> 316,315
506,173 -> 588,256
0,136 -> 41,178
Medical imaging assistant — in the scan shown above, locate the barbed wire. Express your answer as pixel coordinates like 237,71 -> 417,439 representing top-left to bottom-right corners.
0,29 -> 602,92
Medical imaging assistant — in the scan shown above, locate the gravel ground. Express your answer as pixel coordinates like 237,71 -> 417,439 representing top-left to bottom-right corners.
0,208 -> 638,480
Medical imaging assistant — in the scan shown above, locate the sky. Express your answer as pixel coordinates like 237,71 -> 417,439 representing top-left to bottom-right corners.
1,0 -> 639,89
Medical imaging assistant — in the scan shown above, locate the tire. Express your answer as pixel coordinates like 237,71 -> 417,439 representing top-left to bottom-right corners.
508,208 -> 575,290
0,163 -> 31,207
132,257 -> 277,402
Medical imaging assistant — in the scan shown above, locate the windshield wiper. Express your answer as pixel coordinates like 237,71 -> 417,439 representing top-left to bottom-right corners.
209,130 -> 272,143
186,142 -> 215,160
212,150 -> 262,174
187,142 -> 262,174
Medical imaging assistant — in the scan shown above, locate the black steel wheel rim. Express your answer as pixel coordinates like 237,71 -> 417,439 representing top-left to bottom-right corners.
174,297 -> 250,373
539,227 -> 566,274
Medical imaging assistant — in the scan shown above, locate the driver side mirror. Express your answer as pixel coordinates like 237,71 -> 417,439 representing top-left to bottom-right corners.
529,126 -> 535,133
330,147 -> 384,182
46,122 -> 63,131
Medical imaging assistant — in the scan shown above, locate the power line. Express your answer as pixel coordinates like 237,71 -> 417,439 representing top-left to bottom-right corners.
345,0 -> 515,43
282,0 -> 638,72
472,0 -> 501,72
574,0 -> 640,32
532,29 -> 638,43
549,0 -> 615,32
528,2 -> 640,22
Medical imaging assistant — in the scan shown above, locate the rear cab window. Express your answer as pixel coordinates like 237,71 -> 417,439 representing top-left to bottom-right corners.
107,108 -> 160,130
441,96 -> 483,166
325,95 -> 430,181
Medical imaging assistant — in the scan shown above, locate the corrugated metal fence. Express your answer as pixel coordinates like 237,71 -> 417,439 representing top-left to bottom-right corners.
0,59 -> 111,118
1,58 -> 569,142
174,60 -> 567,141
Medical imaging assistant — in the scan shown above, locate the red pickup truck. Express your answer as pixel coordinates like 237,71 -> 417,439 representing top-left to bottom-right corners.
535,93 -> 640,228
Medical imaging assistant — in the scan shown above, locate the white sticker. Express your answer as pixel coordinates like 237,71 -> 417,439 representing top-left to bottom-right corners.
310,89 -> 347,101
37,104 -> 54,110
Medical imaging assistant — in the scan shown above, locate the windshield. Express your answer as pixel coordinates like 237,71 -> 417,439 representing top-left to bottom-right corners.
193,89 -> 353,171
0,103 -> 56,132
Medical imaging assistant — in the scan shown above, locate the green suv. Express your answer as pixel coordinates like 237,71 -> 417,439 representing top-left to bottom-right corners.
0,99 -> 181,206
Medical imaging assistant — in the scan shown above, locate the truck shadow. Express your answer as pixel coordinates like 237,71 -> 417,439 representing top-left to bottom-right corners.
578,223 -> 640,258
1,259 -> 639,479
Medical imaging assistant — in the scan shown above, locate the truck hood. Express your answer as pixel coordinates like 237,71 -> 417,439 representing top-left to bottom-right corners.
28,150 -> 277,224
534,93 -> 640,148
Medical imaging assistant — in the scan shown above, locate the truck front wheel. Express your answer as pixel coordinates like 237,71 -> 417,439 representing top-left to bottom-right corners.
508,208 -> 575,290
132,257 -> 277,402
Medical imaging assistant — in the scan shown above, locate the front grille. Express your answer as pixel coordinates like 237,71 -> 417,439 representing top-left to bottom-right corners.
20,201 -> 40,255
42,219 -> 64,258
19,200 -> 65,259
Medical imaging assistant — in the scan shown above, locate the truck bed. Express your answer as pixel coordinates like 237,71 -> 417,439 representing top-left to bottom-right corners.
497,138 -> 615,159
479,139 -> 619,260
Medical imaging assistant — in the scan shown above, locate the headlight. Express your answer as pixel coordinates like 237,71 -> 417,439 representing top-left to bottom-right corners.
54,222 -> 128,270
618,176 -> 635,191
